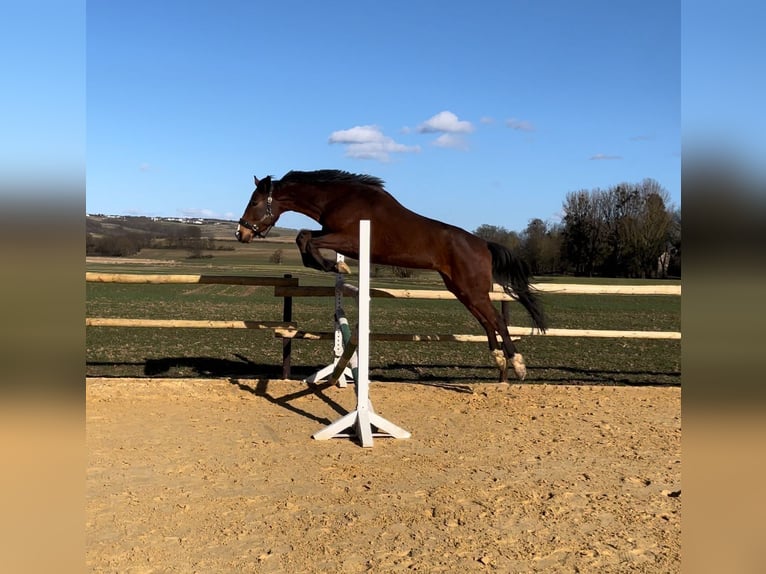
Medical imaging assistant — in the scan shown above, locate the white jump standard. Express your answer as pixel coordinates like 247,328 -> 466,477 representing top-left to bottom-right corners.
312,220 -> 411,447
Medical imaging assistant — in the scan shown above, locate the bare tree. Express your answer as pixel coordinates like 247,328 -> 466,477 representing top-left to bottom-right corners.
561,179 -> 676,277
562,189 -> 607,275
609,180 -> 673,277
473,224 -> 521,251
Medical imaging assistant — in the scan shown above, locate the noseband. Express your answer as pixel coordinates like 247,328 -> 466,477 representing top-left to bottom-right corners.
238,189 -> 273,237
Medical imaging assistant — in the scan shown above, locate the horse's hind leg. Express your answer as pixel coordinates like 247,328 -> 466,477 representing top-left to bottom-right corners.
440,273 -> 522,382
295,230 -> 351,273
482,302 -> 528,382
495,307 -> 527,380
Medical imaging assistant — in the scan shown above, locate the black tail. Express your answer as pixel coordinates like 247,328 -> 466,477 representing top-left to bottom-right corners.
487,241 -> 547,332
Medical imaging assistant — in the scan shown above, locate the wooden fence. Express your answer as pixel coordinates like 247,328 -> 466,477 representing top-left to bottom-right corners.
86,272 -> 681,379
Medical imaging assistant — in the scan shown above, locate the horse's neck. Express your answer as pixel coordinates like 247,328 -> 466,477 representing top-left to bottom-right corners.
276,183 -> 329,221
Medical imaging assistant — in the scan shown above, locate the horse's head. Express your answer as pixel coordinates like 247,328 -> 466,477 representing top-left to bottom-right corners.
236,175 -> 278,242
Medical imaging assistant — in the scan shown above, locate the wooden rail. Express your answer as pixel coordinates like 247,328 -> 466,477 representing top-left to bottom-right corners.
274,282 -> 681,300
86,272 -> 681,379
274,327 -> 681,341
86,318 -> 296,330
86,272 -> 299,287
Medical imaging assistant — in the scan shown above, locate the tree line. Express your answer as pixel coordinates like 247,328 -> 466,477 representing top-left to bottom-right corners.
475,178 -> 680,278
86,218 -> 219,258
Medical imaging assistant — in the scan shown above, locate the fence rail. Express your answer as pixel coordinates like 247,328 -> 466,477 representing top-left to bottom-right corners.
86,318 -> 296,330
85,272 -> 299,287
274,282 -> 681,300
86,272 -> 681,379
274,327 -> 681,341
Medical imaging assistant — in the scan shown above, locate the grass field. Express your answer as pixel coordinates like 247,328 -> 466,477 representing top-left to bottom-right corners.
86,239 -> 681,386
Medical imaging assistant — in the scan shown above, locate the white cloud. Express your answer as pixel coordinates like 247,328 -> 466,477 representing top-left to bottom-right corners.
505,118 -> 536,132
480,116 -> 495,125
589,153 -> 623,160
328,125 -> 385,144
417,111 -> 474,134
345,140 -> 420,161
328,125 -> 420,162
432,133 -> 469,151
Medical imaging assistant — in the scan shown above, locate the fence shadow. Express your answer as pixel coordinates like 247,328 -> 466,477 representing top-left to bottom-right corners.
533,364 -> 681,387
228,377 -> 348,426
141,356 -> 305,379
88,356 -> 349,425
226,353 -> 350,425
86,356 -> 680,388
374,362 -> 680,388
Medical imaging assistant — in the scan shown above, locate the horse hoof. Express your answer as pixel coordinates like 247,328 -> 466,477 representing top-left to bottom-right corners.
490,349 -> 506,370
335,261 -> 351,274
512,353 -> 527,381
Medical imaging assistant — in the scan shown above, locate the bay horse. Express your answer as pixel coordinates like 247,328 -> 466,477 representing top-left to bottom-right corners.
235,170 -> 546,382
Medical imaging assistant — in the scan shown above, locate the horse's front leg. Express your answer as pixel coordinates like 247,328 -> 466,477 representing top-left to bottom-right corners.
295,229 -> 351,274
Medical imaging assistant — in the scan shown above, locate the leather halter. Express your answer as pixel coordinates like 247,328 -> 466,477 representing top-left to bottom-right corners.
238,189 -> 273,237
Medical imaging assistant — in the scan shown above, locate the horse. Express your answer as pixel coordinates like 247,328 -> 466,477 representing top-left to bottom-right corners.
235,169 -> 546,382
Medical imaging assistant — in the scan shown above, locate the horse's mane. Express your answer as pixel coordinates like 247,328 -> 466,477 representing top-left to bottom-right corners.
280,170 -> 385,189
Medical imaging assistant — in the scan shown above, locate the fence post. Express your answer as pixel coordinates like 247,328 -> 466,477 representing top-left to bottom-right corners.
282,273 -> 293,379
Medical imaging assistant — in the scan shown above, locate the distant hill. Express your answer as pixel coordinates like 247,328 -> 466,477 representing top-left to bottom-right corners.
86,214 -> 297,240
86,214 -> 298,256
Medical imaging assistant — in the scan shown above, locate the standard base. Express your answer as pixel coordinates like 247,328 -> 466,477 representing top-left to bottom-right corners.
303,362 -> 354,388
312,401 -> 411,448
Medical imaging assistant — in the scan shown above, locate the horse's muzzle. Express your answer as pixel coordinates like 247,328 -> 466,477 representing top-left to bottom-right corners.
235,227 -> 253,243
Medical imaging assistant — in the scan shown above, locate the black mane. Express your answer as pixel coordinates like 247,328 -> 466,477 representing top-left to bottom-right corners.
280,169 -> 385,189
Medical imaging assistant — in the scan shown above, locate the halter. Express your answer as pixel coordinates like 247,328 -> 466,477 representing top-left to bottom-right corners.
238,190 -> 273,237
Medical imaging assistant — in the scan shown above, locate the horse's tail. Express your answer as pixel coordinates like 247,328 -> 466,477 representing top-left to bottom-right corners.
487,241 -> 547,333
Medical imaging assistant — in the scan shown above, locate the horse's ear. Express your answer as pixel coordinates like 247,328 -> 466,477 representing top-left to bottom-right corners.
254,175 -> 272,190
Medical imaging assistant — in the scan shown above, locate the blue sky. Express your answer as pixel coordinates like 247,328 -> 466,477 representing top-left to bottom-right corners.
85,0 -> 680,232
0,1 -> 85,189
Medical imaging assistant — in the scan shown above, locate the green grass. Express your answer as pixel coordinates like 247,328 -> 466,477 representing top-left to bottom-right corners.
86,251 -> 681,387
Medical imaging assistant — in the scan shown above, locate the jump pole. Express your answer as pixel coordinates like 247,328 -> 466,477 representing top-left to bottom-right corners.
312,220 -> 411,447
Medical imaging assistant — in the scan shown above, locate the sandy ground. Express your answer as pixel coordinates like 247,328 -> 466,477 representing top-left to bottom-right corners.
86,378 -> 680,573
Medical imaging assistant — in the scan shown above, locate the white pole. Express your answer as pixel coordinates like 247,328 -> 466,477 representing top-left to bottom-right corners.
357,221 -> 370,406
312,220 -> 410,446
355,221 -> 373,446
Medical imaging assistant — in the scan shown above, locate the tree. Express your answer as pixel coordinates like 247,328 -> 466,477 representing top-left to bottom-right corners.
606,180 -> 673,278
517,219 -> 546,274
632,180 -> 674,278
181,226 -> 205,258
473,224 -> 520,250
560,179 -> 677,277
665,208 -> 681,277
519,218 -> 564,275
269,249 -> 284,264
561,189 -> 607,275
